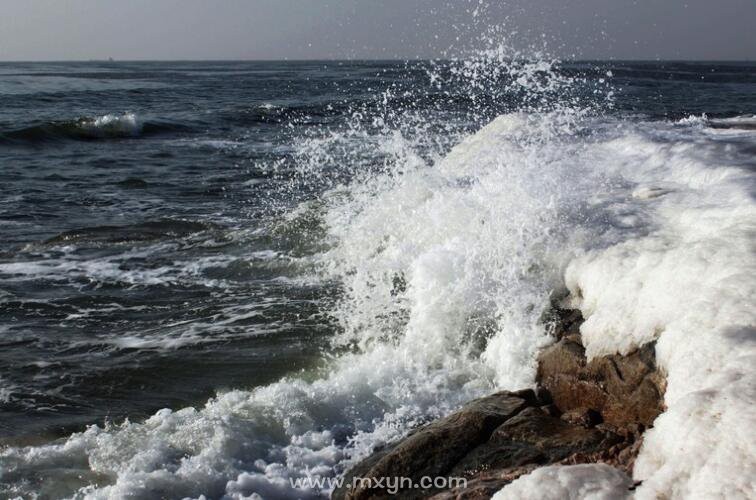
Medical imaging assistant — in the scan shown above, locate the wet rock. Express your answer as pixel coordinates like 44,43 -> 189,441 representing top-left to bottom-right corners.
542,306 -> 584,341
334,392 -> 530,500
451,405 -> 622,475
560,407 -> 603,428
428,466 -> 539,500
333,393 -> 624,500
334,307 -> 666,499
536,313 -> 665,429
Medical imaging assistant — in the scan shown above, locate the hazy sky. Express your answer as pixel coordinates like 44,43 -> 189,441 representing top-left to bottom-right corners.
1,0 -> 754,61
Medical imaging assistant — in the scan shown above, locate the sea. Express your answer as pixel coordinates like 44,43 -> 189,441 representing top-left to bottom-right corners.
0,56 -> 754,498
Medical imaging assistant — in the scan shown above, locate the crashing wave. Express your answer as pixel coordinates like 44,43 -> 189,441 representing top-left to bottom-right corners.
0,34 -> 754,500
2,106 -> 753,499
0,113 -> 187,144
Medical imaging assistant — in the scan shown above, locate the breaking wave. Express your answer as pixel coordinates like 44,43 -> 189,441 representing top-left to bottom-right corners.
1,37 -> 754,500
0,113 -> 185,144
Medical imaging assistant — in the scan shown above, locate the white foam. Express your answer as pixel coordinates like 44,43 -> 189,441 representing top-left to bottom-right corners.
2,87 -> 755,500
0,247 -> 253,288
709,114 -> 756,127
562,129 -> 756,498
0,109 -> 589,498
493,464 -> 633,500
77,112 -> 142,137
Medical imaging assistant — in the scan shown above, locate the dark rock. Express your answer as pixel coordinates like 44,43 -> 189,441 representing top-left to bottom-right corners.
333,395 -> 626,500
540,404 -> 562,417
334,306 -> 667,499
334,392 -> 528,500
534,387 -> 553,406
450,406 -> 621,476
542,305 -> 583,340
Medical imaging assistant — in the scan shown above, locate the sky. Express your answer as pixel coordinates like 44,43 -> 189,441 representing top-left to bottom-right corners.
0,0 -> 754,61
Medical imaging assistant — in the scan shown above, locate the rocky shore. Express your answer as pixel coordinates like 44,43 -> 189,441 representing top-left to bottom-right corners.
333,306 -> 666,499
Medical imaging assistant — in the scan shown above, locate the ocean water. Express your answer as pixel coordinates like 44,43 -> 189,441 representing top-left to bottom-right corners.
0,57 -> 754,499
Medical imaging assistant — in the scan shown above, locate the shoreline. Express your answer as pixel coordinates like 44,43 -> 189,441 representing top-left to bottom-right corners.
334,301 -> 667,499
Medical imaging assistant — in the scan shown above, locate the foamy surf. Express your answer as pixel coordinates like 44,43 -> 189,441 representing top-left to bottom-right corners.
2,99 -> 754,498
1,42 -> 755,500
709,114 -> 756,129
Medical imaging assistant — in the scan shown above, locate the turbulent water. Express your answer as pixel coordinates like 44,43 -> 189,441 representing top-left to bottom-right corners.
0,55 -> 755,499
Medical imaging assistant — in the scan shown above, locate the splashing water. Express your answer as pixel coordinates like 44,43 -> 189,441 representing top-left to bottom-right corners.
1,25 -> 755,500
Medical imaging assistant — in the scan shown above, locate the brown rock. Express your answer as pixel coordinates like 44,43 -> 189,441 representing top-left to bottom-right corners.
537,310 -> 666,429
334,306 -> 667,500
560,407 -> 603,428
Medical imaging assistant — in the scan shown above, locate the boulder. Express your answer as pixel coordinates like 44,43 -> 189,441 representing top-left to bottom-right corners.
333,391 -> 628,500
333,307 -> 666,499
536,311 -> 665,429
334,392 -> 532,499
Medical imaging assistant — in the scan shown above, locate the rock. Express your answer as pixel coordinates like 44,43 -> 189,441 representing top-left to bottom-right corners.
334,392 -> 531,500
536,311 -> 665,429
450,405 -> 622,475
334,307 -> 667,499
560,407 -> 603,428
333,393 -> 625,500
428,466 -> 539,500
542,306 -> 583,341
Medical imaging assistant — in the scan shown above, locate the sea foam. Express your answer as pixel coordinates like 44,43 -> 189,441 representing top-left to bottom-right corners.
2,105 -> 750,498
1,58 -> 754,500
493,464 -> 633,500
562,128 -> 756,498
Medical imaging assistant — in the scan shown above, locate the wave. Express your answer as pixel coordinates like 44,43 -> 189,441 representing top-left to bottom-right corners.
0,113 -> 186,144
709,114 -> 756,130
1,52 -> 754,500
4,111 -> 753,499
42,219 -> 217,246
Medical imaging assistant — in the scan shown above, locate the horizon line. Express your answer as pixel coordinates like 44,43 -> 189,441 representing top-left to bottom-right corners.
1,57 -> 755,64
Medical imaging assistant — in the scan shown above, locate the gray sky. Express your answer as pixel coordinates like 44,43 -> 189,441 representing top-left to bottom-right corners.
1,0 -> 754,61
